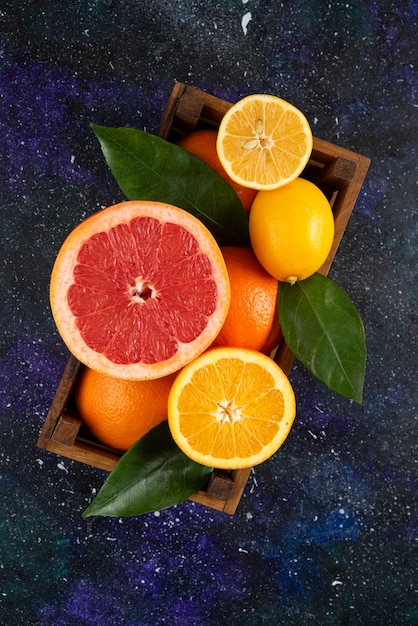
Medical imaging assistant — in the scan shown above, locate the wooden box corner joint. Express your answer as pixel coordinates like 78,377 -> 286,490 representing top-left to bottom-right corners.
51,411 -> 82,447
206,470 -> 235,501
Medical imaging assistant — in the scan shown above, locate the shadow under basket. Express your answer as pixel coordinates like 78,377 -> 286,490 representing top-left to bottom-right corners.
37,82 -> 370,515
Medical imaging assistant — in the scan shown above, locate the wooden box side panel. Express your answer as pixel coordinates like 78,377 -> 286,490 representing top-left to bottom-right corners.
37,356 -> 81,448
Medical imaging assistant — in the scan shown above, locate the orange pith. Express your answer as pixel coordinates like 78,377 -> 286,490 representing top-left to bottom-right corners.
75,367 -> 176,451
50,200 -> 231,380
176,129 -> 257,213
211,247 -> 282,354
216,94 -> 313,191
168,347 -> 296,469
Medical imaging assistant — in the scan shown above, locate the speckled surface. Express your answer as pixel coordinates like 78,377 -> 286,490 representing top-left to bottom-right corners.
1,1 -> 417,624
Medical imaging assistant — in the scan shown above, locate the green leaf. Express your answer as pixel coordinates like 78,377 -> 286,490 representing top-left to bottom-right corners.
82,421 -> 213,518
91,124 -> 250,247
278,273 -> 366,403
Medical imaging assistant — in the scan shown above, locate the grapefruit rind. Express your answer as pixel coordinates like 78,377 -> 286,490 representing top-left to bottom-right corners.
167,347 -> 296,469
50,201 -> 231,381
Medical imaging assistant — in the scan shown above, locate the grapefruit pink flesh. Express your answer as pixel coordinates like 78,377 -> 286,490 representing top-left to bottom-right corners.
50,201 -> 231,380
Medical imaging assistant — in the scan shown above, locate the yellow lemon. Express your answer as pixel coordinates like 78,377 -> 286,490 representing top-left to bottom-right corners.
216,94 -> 313,191
249,178 -> 334,283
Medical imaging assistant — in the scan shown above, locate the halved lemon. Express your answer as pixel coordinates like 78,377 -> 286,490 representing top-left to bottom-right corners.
167,347 -> 296,469
216,94 -> 313,191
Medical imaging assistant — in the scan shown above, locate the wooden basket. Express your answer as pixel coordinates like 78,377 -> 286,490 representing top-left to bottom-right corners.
37,83 -> 370,515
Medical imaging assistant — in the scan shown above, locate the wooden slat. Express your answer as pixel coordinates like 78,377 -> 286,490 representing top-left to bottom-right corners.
45,438 -> 120,472
37,356 -> 81,448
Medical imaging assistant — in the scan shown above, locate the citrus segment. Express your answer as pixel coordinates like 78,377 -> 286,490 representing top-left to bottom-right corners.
75,366 -> 176,451
50,201 -> 230,380
211,247 -> 282,354
216,94 -> 313,191
249,178 -> 334,283
176,129 -> 257,212
168,347 -> 296,469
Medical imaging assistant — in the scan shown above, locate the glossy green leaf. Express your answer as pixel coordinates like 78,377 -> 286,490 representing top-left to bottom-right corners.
278,273 -> 366,403
82,421 -> 213,518
91,124 -> 250,247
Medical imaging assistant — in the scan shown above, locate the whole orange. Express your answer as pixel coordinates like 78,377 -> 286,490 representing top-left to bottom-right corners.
211,247 -> 283,354
176,129 -> 257,213
74,367 -> 177,451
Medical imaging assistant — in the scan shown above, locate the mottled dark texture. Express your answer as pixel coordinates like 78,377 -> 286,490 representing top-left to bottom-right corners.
1,1 -> 417,624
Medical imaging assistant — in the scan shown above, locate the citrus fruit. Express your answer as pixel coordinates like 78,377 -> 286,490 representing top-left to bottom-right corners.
211,247 -> 282,354
216,93 -> 313,191
50,200 -> 231,380
249,178 -> 335,284
176,129 -> 257,212
75,366 -> 176,451
168,347 -> 296,469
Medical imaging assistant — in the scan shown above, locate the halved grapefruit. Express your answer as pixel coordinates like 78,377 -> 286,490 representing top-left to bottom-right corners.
50,201 -> 231,380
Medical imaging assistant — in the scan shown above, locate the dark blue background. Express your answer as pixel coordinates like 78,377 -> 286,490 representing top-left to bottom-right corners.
1,1 -> 417,624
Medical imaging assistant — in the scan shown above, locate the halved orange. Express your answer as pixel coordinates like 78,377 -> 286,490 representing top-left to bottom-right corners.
168,347 -> 296,469
216,94 -> 313,191
50,201 -> 231,380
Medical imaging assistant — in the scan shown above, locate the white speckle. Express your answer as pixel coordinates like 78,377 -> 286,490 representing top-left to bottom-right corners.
57,462 -> 68,473
70,155 -> 75,164
308,430 -> 317,439
238,547 -> 249,553
36,458 -> 44,466
106,537 -> 117,541
154,510 -> 160,517
246,512 -> 253,520
242,0 -> 250,3
241,12 -> 252,35
332,580 -> 343,586
339,508 -> 345,515
109,61 -> 115,70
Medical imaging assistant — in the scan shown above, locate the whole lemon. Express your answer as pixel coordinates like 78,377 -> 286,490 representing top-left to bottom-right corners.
249,178 -> 334,283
